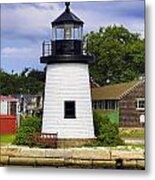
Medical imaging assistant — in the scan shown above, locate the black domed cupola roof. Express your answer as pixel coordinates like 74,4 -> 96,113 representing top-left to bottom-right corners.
52,2 -> 83,26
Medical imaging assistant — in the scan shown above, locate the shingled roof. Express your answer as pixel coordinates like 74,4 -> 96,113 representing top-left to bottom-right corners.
91,80 -> 144,100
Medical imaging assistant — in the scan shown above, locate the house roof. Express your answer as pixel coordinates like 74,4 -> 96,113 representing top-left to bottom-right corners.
91,80 -> 144,100
0,95 -> 17,101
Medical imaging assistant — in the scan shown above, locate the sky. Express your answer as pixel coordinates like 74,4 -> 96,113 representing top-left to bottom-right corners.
1,0 -> 145,73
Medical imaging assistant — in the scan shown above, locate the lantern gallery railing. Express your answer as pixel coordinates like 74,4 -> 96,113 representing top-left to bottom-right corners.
42,41 -> 52,56
42,40 -> 89,57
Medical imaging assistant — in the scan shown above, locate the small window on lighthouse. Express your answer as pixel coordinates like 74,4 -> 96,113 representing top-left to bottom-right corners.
64,101 -> 76,118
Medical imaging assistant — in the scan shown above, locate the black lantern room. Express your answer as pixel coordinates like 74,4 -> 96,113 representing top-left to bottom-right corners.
40,2 -> 95,64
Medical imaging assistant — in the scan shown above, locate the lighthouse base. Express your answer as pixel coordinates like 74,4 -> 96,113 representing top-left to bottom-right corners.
57,138 -> 96,148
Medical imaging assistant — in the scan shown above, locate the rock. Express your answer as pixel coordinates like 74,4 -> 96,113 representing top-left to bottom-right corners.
36,158 -> 64,167
111,149 -> 144,159
20,148 -> 45,157
0,156 -> 9,165
71,148 -> 110,159
45,149 -> 72,158
9,157 -> 35,166
1,146 -> 21,156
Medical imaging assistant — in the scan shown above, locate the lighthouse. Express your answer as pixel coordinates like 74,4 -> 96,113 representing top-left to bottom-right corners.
40,2 -> 95,143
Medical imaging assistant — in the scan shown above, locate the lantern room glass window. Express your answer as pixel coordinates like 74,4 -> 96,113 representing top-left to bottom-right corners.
52,24 -> 83,40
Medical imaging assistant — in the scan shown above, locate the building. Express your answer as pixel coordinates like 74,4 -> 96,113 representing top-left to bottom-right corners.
0,96 -> 19,134
14,94 -> 43,116
91,80 -> 145,127
40,2 -> 95,142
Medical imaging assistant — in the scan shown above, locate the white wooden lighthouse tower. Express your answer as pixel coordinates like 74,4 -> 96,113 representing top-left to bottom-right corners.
40,3 -> 95,140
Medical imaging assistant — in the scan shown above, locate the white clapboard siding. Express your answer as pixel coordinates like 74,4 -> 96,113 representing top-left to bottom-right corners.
42,63 -> 95,138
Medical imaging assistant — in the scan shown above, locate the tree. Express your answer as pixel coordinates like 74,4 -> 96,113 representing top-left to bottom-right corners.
27,68 -> 45,82
0,68 -> 45,95
85,25 -> 145,85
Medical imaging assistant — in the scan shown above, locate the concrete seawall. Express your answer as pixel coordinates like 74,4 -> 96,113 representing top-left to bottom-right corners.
0,145 -> 145,169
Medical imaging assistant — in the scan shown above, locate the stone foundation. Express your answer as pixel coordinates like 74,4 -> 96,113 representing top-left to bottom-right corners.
0,145 -> 145,169
57,138 -> 96,148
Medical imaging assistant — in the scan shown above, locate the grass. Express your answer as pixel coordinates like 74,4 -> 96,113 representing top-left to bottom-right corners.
125,143 -> 145,149
119,128 -> 144,138
110,143 -> 144,150
0,134 -> 16,145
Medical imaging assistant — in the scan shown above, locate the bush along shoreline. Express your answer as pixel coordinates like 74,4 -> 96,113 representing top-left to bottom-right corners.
13,116 -> 42,146
85,112 -> 124,147
13,112 -> 124,148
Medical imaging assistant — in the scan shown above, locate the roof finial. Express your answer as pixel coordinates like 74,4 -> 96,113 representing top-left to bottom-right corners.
65,2 -> 70,13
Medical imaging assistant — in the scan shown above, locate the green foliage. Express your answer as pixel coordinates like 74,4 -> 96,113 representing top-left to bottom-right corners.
93,111 -> 103,136
93,111 -> 124,146
20,116 -> 42,132
85,25 -> 145,85
13,126 -> 36,145
13,116 -> 42,145
0,68 -> 45,95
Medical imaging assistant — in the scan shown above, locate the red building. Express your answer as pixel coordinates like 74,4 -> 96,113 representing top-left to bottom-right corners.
0,96 -> 18,134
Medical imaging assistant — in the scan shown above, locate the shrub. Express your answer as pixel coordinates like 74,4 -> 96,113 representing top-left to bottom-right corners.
93,111 -> 124,146
13,116 -> 42,145
20,116 -> 42,132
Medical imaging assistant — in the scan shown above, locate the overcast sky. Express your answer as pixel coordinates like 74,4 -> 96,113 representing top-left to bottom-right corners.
1,0 -> 144,73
